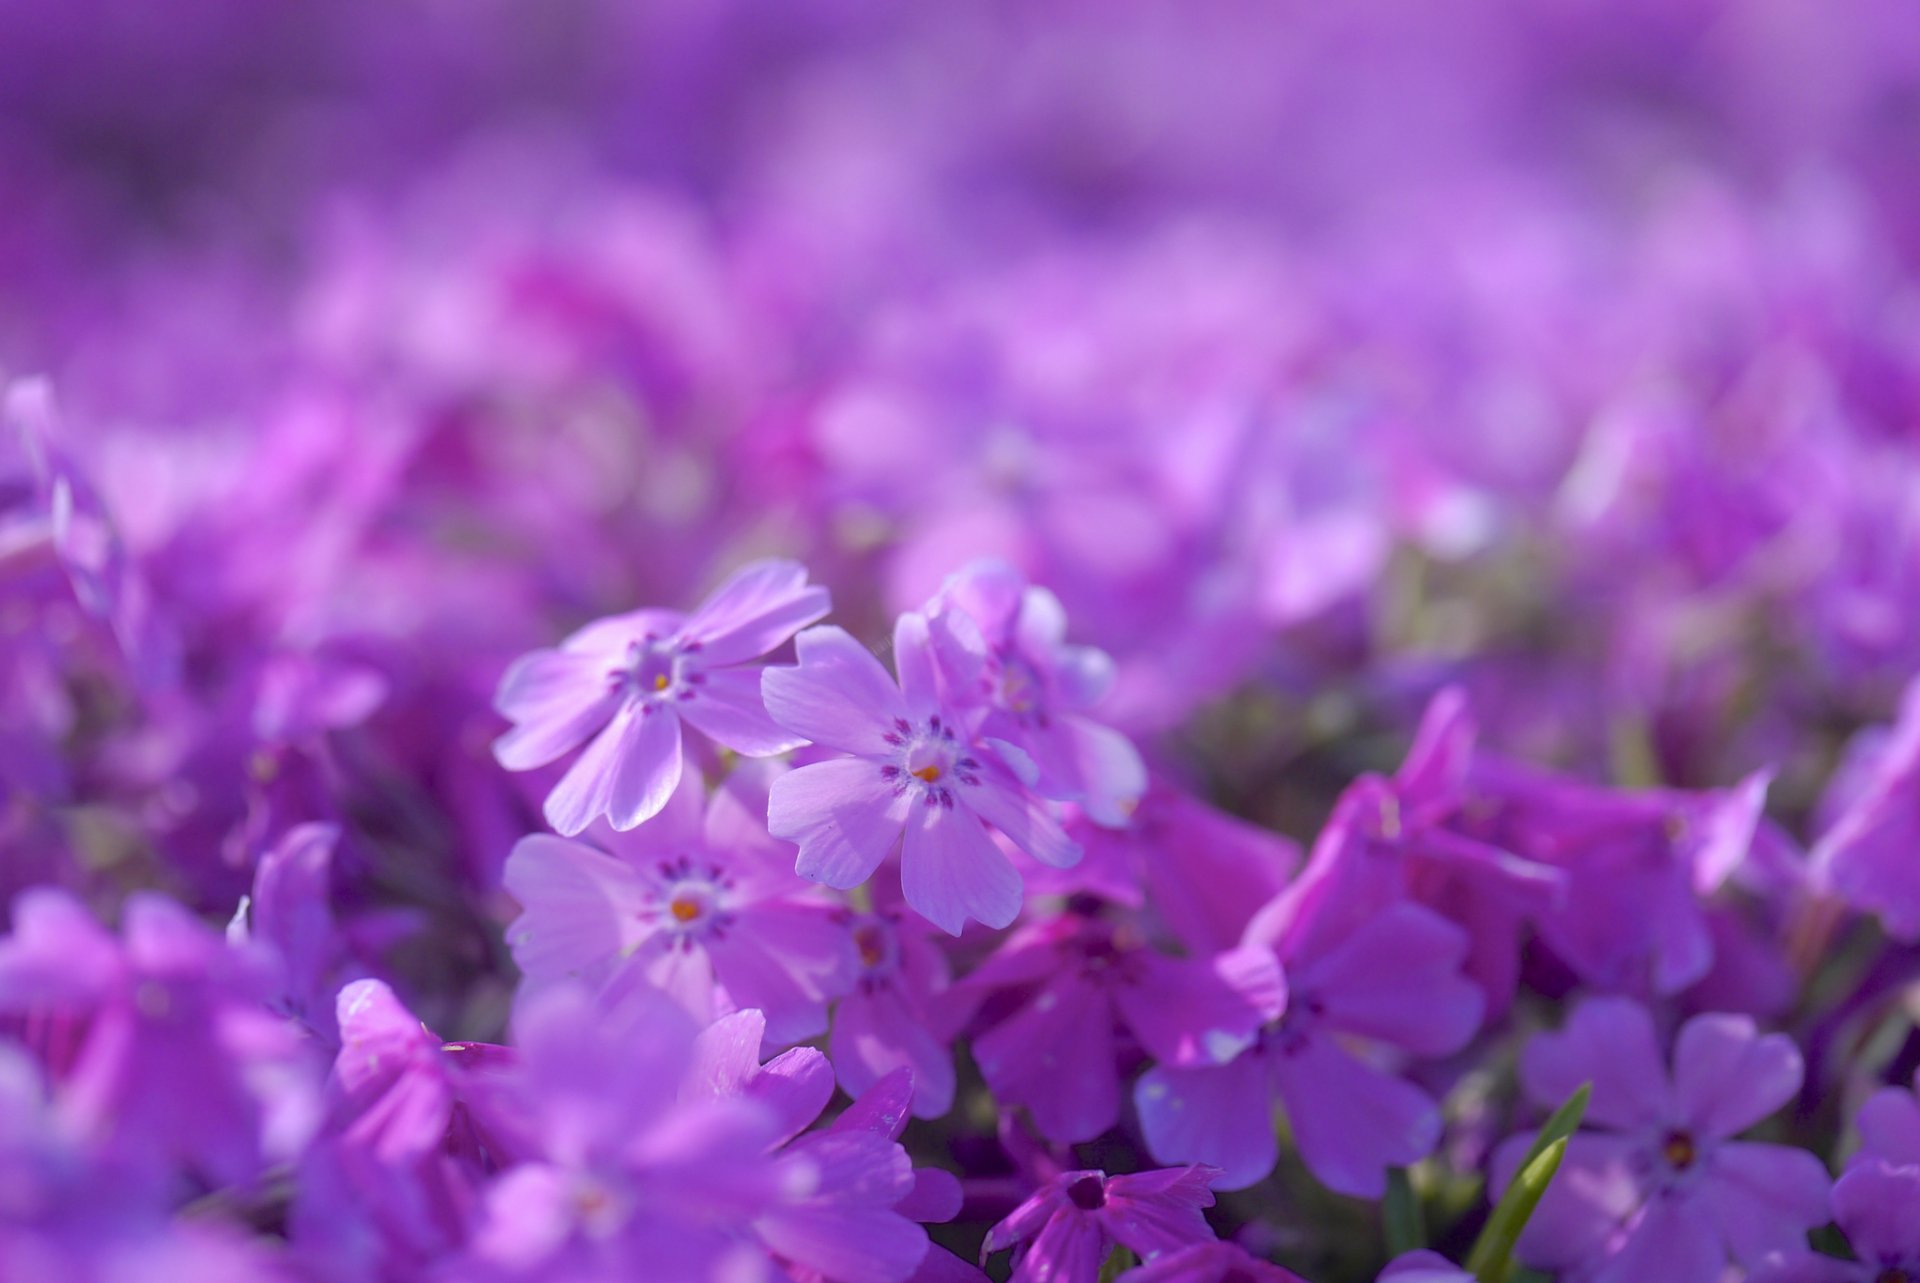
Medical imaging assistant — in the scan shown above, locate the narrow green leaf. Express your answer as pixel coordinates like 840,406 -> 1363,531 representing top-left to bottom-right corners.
1518,1082 -> 1590,1171
1098,1245 -> 1139,1283
1384,1166 -> 1424,1257
1464,1137 -> 1566,1283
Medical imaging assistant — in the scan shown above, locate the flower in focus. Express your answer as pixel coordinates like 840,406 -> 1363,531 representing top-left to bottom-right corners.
492,558 -> 830,835
762,615 -> 1082,934
504,765 -> 854,1045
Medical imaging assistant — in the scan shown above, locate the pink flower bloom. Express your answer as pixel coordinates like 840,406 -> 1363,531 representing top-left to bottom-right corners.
762,615 -> 1082,935
492,558 -> 829,835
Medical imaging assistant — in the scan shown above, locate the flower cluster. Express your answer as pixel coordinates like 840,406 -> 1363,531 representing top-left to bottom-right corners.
7,3 -> 1920,1282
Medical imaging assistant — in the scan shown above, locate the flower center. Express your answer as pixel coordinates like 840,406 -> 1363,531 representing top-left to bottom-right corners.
1067,1175 -> 1106,1210
878,716 -> 983,809
1875,1270 -> 1912,1283
669,896 -> 702,923
854,922 -> 891,969
616,636 -> 704,704
1661,1129 -> 1697,1171
643,855 -> 735,946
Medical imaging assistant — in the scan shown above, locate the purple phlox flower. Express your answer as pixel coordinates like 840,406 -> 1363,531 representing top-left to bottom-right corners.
505,762 -> 856,1045
830,905 -> 957,1119
982,1165 -> 1219,1283
0,887 -> 318,1191
227,822 -> 361,1045
1855,1073 -> 1920,1169
1493,997 -> 1829,1283
1749,1161 -> 1920,1283
1376,1250 -> 1476,1283
1123,1240 -> 1313,1283
492,557 -> 830,835
2,377 -> 178,690
921,558 -> 1146,826
1135,878 -> 1482,1195
458,983 -> 793,1282
763,614 -> 1082,935
690,1013 -> 934,1283
297,978 -> 521,1272
1279,688 -> 1562,1016
1461,757 -> 1772,998
0,1042 -> 291,1283
941,907 -> 1284,1144
1812,674 -> 1920,940
1050,781 -> 1301,954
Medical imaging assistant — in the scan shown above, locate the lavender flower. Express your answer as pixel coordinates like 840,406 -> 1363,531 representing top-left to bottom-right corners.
1495,998 -> 1829,1282
493,559 -> 829,835
982,1166 -> 1219,1283
762,615 -> 1082,934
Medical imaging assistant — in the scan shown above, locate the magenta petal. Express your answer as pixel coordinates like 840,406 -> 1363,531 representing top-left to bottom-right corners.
1297,902 -> 1482,1056
900,1168 -> 964,1223
491,648 -> 619,770
832,987 -> 957,1120
679,665 -> 807,756
605,704 -> 684,830
770,757 -> 908,889
1833,1161 -> 1920,1263
762,626 -> 909,754
1135,1057 -> 1277,1191
1700,1141 -> 1834,1265
502,834 -> 644,983
1100,1166 -> 1217,1258
1671,1014 -> 1803,1139
1273,1036 -> 1440,1198
1519,997 -> 1674,1128
1857,1086 -> 1920,1164
974,976 -> 1119,1142
681,559 -> 831,667
1589,1194 -> 1724,1283
900,801 -> 1024,936
1116,947 -> 1282,1066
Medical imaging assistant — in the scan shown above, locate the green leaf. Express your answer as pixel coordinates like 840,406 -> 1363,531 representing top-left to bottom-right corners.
1384,1166 -> 1424,1257
1464,1139 -> 1565,1283
1098,1245 -> 1139,1283
1463,1082 -> 1590,1283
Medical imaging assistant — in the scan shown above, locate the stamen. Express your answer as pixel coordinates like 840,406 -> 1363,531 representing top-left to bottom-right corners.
1661,1129 -> 1697,1170
653,674 -> 670,691
670,897 -> 702,923
912,764 -> 942,782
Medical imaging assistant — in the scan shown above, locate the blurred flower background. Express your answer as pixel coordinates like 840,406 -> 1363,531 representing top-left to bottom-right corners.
7,2 -> 1920,1280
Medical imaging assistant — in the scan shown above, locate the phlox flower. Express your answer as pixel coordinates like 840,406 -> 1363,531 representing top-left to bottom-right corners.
829,906 -> 956,1120
982,1166 -> 1219,1283
492,558 -> 829,835
504,765 -> 854,1045
762,615 -> 1081,935
943,907 -> 1285,1144
1134,876 -> 1483,1196
921,558 -> 1145,825
1749,1161 -> 1920,1283
1495,998 -> 1829,1283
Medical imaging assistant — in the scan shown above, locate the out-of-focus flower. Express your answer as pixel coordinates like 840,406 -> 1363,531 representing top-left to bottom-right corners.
1495,998 -> 1829,1283
1749,1161 -> 1920,1283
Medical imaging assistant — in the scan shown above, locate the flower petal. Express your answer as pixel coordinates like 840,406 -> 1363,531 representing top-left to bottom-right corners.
679,665 -> 807,756
681,559 -> 831,667
762,626 -> 909,754
900,801 -> 1024,936
770,758 -> 908,889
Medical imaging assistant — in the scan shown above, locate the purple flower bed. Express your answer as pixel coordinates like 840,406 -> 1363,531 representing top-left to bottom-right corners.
6,3 -> 1920,1280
